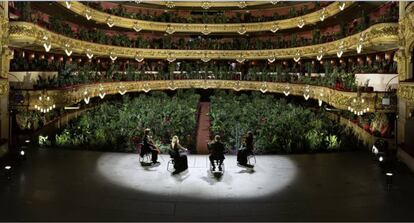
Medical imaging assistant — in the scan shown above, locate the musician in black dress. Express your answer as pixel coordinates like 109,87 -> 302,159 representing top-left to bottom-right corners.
208,135 -> 226,171
141,128 -> 160,164
237,131 -> 254,167
169,135 -> 188,175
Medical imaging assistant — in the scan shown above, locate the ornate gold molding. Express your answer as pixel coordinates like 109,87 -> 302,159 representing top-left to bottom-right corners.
8,22 -> 398,60
139,1 -> 269,8
0,78 -> 8,96
10,80 -> 395,112
398,82 -> 414,104
59,1 -> 353,34
397,7 -> 414,81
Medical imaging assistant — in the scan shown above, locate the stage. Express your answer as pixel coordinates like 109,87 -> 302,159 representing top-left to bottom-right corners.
1,149 -> 414,221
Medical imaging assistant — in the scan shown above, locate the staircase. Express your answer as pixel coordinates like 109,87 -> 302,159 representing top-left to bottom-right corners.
195,102 -> 211,154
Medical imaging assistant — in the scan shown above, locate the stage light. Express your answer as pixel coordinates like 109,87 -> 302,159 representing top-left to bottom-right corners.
379,156 -> 384,162
4,166 -> 11,170
386,172 -> 393,176
20,150 -> 25,156
25,139 -> 30,143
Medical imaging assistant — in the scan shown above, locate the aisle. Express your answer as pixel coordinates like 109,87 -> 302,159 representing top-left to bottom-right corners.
195,102 -> 211,154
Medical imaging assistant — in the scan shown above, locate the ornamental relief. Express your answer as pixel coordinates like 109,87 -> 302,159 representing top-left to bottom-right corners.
61,1 -> 353,34
10,80 -> 395,113
398,83 -> 414,103
8,22 -> 399,60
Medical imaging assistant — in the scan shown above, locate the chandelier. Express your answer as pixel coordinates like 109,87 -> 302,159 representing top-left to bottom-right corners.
34,91 -> 56,113
348,92 -> 370,116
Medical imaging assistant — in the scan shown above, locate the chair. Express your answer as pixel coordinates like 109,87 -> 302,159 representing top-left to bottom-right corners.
247,152 -> 256,166
209,159 -> 225,173
167,159 -> 175,172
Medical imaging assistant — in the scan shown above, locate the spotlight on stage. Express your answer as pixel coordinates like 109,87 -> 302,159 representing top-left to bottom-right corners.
4,165 -> 11,170
20,150 -> 25,156
379,156 -> 383,162
25,139 -> 30,144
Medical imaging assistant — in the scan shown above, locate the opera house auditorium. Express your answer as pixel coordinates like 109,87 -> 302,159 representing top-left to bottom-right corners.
1,0 -> 414,221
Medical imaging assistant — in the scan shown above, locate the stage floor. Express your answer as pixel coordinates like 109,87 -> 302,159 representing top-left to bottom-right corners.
1,149 -> 414,221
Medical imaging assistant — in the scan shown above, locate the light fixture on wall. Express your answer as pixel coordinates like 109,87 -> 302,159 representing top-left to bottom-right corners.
233,80 -> 242,91
142,83 -> 151,93
86,49 -> 93,59
337,41 -> 345,58
166,24 -> 175,34
339,2 -> 346,11
34,91 -> 55,113
118,84 -> 127,95
106,16 -> 115,28
64,43 -> 72,56
270,0 -> 279,5
237,25 -> 247,35
132,22 -> 142,32
318,90 -> 325,107
270,23 -> 280,33
85,8 -> 92,20
201,1 -> 211,9
303,85 -> 310,100
236,54 -> 246,63
283,83 -> 291,96
83,90 -> 90,104
135,52 -> 144,62
319,8 -> 327,21
134,0 -> 142,4
297,18 -> 305,28
347,92 -> 370,116
65,1 -> 71,9
260,82 -> 268,93
267,55 -> 276,63
167,53 -> 176,62
109,51 -> 117,61
238,1 -> 247,8
202,25 -> 211,35
201,53 -> 211,62
168,80 -> 178,90
166,1 -> 175,8
42,35 -> 51,52
98,84 -> 106,99
293,51 -> 301,62
316,48 -> 324,61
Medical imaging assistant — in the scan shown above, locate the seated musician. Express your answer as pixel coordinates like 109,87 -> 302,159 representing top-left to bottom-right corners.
208,135 -> 226,171
141,128 -> 160,165
237,131 -> 254,167
168,135 -> 188,175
